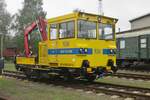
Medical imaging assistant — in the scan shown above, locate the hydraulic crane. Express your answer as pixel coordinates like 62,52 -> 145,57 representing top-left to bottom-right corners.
24,17 -> 47,57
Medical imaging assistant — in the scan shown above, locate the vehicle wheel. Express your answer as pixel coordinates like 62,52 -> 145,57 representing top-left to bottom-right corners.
86,75 -> 96,82
24,68 -> 32,79
111,66 -> 118,73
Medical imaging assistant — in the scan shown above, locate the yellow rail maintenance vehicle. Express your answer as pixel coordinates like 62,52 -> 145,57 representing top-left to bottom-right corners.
15,12 -> 118,81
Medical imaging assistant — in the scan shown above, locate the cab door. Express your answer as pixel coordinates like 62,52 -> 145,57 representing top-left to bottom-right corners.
39,43 -> 48,65
48,24 -> 58,65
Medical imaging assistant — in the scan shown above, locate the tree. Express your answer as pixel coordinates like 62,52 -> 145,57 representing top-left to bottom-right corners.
12,0 -> 46,52
0,0 -> 11,35
0,0 -> 11,56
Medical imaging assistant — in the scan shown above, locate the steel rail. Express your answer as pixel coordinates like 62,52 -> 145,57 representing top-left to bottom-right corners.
113,72 -> 150,80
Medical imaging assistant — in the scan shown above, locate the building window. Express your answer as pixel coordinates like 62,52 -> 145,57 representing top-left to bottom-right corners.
140,38 -> 147,48
59,21 -> 75,39
50,24 -> 57,40
120,40 -> 125,49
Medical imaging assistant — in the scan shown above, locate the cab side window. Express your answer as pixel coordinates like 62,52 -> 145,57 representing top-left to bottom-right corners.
50,24 -> 57,40
59,21 -> 75,38
120,40 -> 125,49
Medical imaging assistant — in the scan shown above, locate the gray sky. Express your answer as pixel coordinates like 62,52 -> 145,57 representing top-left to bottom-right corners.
5,0 -> 150,32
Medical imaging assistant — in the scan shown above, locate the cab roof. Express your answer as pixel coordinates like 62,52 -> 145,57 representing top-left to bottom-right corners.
47,12 -> 118,23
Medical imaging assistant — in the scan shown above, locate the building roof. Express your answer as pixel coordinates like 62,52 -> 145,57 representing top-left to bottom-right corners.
129,13 -> 150,22
116,26 -> 150,34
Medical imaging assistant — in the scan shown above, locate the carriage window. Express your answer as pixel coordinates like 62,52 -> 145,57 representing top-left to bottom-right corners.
140,38 -> 147,48
50,24 -> 57,40
120,40 -> 125,49
59,21 -> 75,38
99,23 -> 114,40
78,20 -> 96,39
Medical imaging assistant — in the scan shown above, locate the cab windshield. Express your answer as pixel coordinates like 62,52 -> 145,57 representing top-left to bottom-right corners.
78,20 -> 96,39
99,23 -> 114,40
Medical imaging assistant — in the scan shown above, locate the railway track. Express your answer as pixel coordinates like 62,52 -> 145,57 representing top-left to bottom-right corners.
113,72 -> 150,80
119,68 -> 150,73
3,70 -> 25,79
3,70 -> 150,100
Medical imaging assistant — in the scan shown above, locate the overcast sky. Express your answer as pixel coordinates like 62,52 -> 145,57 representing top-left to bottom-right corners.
5,0 -> 150,32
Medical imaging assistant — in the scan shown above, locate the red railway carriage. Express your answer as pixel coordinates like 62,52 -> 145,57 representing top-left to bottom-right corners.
2,47 -> 19,57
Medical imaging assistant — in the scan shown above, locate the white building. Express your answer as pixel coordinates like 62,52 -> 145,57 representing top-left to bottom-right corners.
117,13 -> 150,38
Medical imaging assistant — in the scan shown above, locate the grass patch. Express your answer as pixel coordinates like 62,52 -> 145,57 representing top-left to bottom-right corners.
0,78 -> 123,100
4,63 -> 16,71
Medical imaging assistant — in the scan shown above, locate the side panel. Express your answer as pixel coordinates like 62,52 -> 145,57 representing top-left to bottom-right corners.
16,57 -> 35,65
118,37 -> 139,59
47,39 -> 116,69
38,42 -> 48,65
126,37 -> 139,59
48,41 -> 58,66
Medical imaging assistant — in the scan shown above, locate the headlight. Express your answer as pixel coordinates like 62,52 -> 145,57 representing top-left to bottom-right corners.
79,48 -> 83,53
84,48 -> 88,53
79,48 -> 88,54
109,49 -> 116,54
110,49 -> 113,53
110,49 -> 116,54
103,49 -> 116,55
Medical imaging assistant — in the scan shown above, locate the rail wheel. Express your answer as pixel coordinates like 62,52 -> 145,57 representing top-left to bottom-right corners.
86,75 -> 96,82
23,68 -> 33,79
111,66 -> 118,73
61,68 -> 74,81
